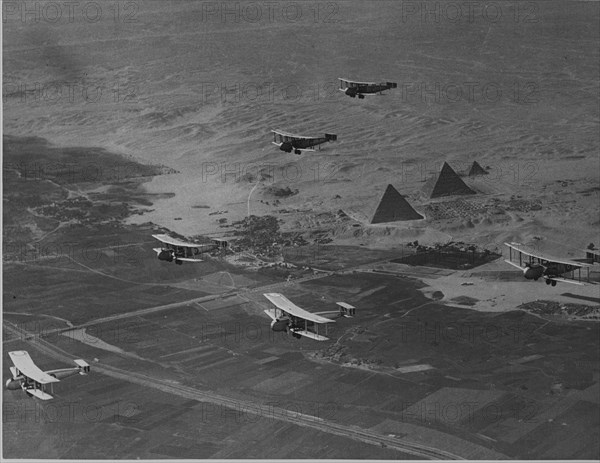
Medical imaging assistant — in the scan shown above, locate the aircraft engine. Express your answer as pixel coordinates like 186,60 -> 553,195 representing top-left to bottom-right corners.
270,318 -> 289,332
5,378 -> 22,390
158,250 -> 174,262
523,264 -> 544,280
279,142 -> 293,153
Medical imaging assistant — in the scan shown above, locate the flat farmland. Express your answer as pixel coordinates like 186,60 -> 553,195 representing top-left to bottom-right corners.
7,257 -> 598,458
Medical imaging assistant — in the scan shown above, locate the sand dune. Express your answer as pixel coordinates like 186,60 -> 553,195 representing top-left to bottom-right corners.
3,0 -> 599,250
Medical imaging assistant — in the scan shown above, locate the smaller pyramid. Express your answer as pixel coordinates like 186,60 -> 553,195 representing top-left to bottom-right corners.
430,162 -> 476,198
371,184 -> 423,223
468,161 -> 488,177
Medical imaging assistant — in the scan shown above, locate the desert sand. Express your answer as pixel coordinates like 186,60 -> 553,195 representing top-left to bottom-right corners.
5,1 -> 598,312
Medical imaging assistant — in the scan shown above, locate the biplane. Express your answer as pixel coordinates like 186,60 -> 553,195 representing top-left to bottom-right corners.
152,234 -> 228,265
271,129 -> 337,155
504,242 -> 593,287
263,293 -> 356,341
338,78 -> 398,99
5,351 -> 90,400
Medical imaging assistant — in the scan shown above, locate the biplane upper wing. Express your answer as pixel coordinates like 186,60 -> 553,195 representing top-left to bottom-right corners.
271,130 -> 318,151
152,248 -> 205,262
153,234 -> 200,248
263,293 -> 335,324
8,351 -> 60,384
338,77 -> 377,86
504,242 -> 591,268
271,129 -> 317,150
271,129 -> 311,139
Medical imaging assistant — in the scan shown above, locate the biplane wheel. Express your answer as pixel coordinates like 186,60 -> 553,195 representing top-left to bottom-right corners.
358,94 -> 365,99
175,260 -> 183,265
295,150 -> 301,155
545,279 -> 551,285
551,280 -> 556,287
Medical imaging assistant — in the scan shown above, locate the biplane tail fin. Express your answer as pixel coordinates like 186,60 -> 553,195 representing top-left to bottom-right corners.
211,238 -> 228,249
325,133 -> 337,141
387,82 -> 398,88
74,359 -> 90,375
336,302 -> 356,317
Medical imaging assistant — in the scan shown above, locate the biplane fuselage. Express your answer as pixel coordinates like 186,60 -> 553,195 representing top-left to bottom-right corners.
6,351 -> 90,400
504,242 -> 593,287
338,78 -> 398,99
263,293 -> 355,341
523,261 -> 578,281
271,130 -> 337,155
153,234 -> 227,265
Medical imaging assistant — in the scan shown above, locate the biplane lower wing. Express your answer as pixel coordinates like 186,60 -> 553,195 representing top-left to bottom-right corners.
504,258 -> 524,270
289,329 -> 329,342
543,276 -> 585,286
271,141 -> 316,152
152,247 -> 204,263
27,389 -> 54,400
337,88 -> 380,96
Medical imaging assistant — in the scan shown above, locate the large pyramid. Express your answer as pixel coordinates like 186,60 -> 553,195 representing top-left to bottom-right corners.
468,161 -> 488,177
371,184 -> 424,223
429,162 -> 476,198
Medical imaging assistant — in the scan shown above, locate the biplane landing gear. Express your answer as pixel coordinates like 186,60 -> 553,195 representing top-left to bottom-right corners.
175,259 -> 183,265
294,149 -> 301,155
358,94 -> 365,99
